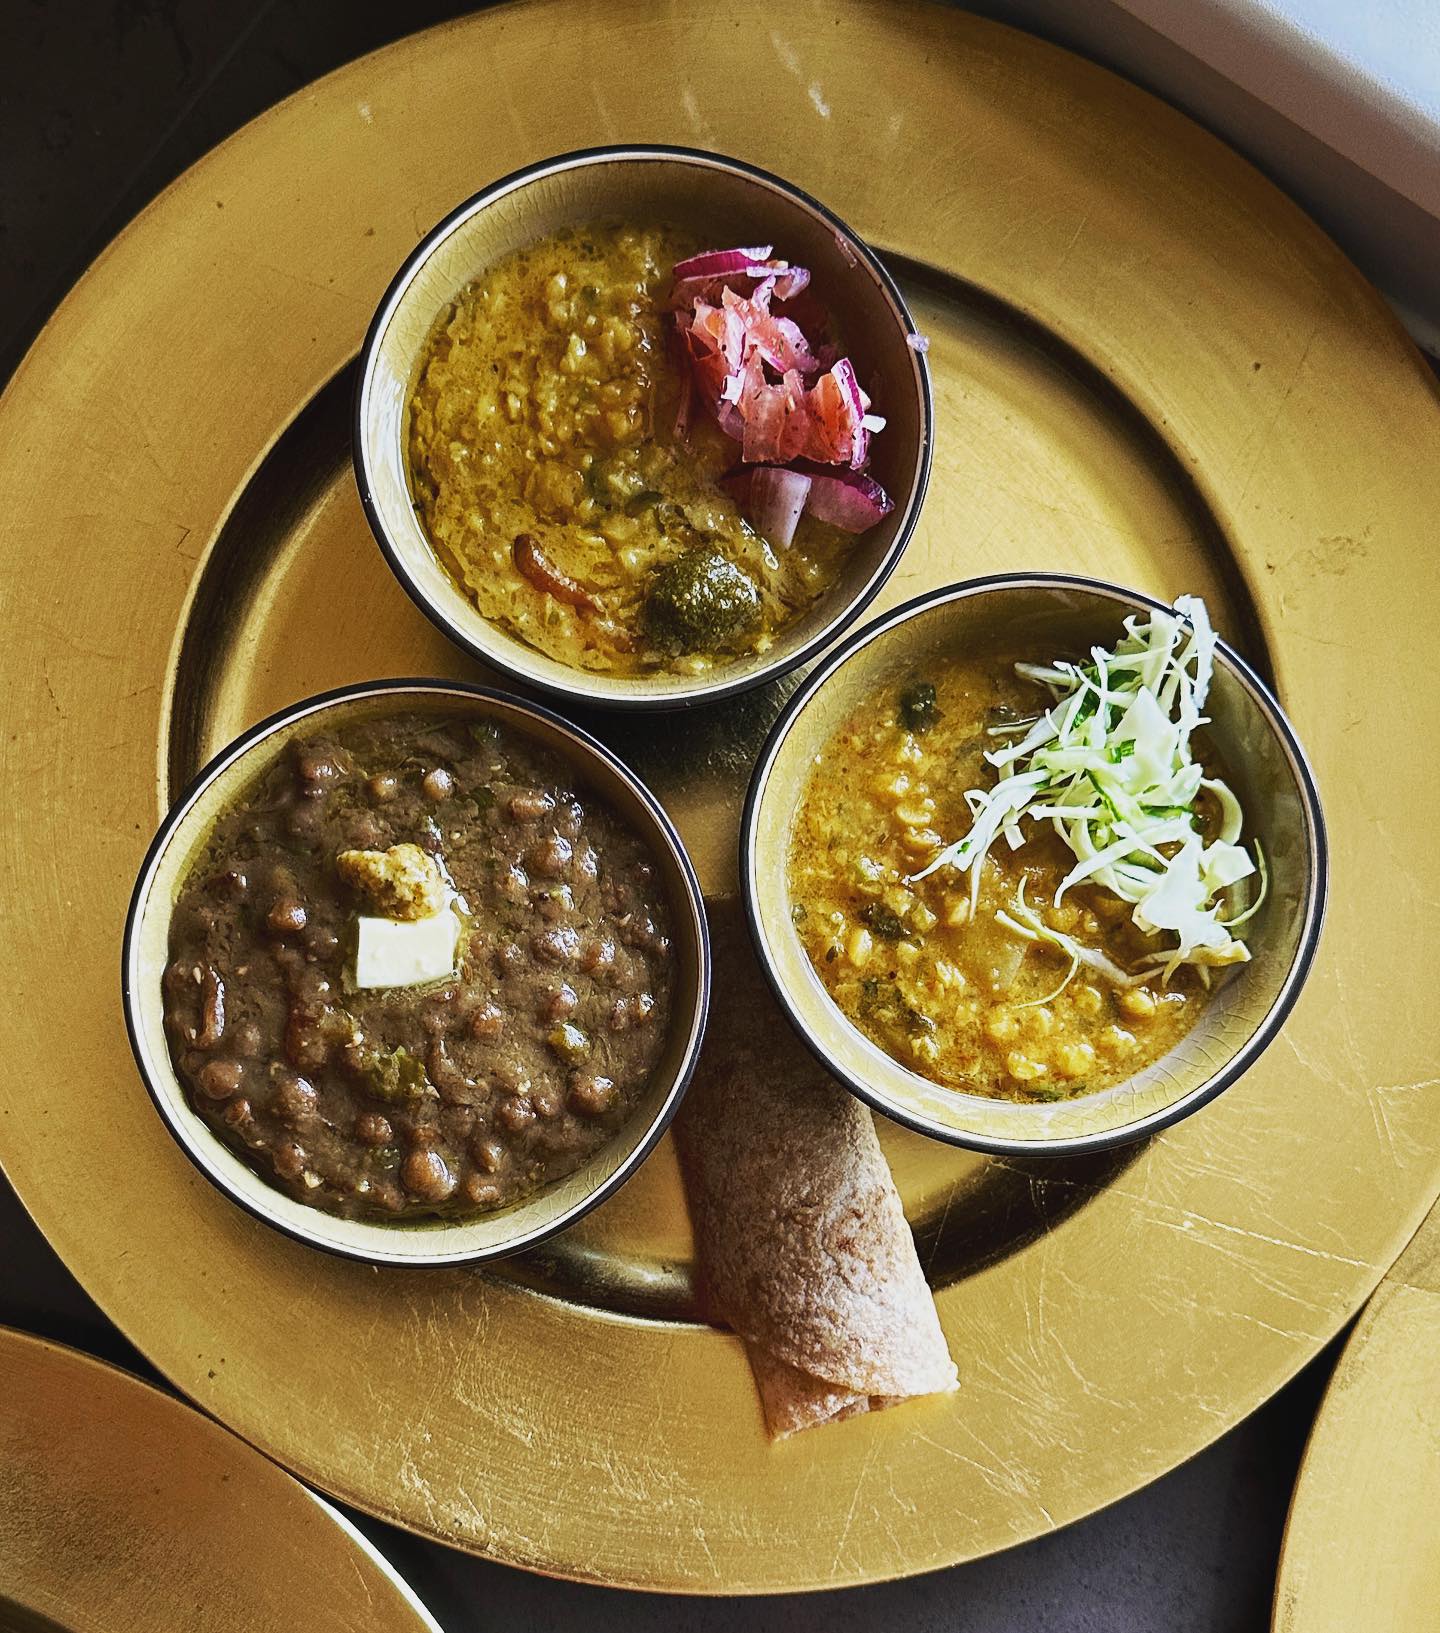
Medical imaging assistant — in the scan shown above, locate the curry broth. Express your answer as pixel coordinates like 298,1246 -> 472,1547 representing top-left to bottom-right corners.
789,650 -> 1209,1101
407,222 -> 856,675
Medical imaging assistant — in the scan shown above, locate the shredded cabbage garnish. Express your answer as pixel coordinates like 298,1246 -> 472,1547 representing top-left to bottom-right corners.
910,595 -> 1261,983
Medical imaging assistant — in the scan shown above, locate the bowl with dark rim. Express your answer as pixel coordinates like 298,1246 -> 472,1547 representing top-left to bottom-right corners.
741,574 -> 1327,1156
122,679 -> 710,1266
354,143 -> 932,711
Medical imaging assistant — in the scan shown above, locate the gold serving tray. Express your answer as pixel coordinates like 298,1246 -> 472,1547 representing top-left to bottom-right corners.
1273,1202 -> 1440,1633
0,1327 -> 440,1632
1,0 -> 1437,1594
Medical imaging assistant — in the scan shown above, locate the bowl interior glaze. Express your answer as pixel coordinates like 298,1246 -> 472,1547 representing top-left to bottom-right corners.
355,145 -> 931,709
124,682 -> 709,1265
744,577 -> 1326,1154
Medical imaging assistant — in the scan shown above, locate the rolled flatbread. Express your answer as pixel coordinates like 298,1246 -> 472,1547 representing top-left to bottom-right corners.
674,905 -> 957,1438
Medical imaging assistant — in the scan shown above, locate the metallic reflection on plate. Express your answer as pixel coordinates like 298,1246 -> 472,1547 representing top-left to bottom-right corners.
0,0 -> 1438,1593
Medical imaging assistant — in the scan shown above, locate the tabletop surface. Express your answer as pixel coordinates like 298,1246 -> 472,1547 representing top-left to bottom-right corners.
0,2 -> 1353,1628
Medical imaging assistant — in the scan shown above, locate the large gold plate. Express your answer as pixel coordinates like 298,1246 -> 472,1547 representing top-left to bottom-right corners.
1273,1203 -> 1440,1633
0,0 -> 1437,1593
0,1327 -> 440,1632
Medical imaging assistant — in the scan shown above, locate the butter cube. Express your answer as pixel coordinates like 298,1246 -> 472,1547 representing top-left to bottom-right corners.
354,909 -> 460,990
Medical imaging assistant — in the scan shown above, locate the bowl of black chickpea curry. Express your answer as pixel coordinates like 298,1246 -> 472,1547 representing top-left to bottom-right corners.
742,576 -> 1327,1155
354,145 -> 932,709
123,681 -> 709,1265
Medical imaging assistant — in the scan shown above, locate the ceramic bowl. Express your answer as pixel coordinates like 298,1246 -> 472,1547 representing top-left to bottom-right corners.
123,679 -> 710,1265
742,575 -> 1327,1155
354,144 -> 932,710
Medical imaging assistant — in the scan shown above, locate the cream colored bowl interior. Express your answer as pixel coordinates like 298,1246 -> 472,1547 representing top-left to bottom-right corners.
355,147 -> 930,708
125,683 -> 709,1264
745,578 -> 1326,1153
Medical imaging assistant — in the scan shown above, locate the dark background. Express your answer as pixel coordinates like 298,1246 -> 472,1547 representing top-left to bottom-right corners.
1,4 -> 1346,1628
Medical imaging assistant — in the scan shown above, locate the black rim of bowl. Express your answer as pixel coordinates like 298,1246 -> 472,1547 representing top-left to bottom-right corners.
121,676 -> 712,1266
739,571 -> 1329,1156
352,142 -> 934,713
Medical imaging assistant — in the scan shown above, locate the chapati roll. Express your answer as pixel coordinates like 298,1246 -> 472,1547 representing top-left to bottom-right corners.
674,905 -> 957,1438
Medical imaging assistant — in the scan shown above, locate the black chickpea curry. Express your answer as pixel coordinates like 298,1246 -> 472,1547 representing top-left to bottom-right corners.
407,226 -> 894,677
163,714 -> 674,1220
789,598 -> 1265,1102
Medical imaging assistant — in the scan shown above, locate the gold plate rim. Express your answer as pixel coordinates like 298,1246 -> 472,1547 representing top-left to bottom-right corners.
1,0 -> 1439,1593
0,1325 -> 443,1632
1272,1205 -> 1440,1633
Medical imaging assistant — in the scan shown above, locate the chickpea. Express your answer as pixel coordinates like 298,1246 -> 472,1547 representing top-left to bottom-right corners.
471,1137 -> 506,1173
422,767 -> 454,802
271,1071 -> 318,1124
1006,1052 -> 1048,1082
534,926 -> 580,964
985,1010 -> 1020,1044
543,984 -> 578,1021
197,1059 -> 243,1101
469,1002 -> 505,1041
507,790 -> 555,822
531,1086 -> 562,1120
354,1112 -> 393,1147
271,1141 -> 306,1181
1118,987 -> 1158,1020
267,898 -> 307,937
568,1074 -> 617,1116
528,834 -> 573,877
463,1175 -> 502,1209
402,1148 -> 456,1203
1100,1025 -> 1138,1057
295,751 -> 343,795
498,1097 -> 536,1134
1054,1041 -> 1097,1078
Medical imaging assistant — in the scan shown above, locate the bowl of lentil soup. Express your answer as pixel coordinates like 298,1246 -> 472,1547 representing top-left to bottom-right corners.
354,145 -> 931,709
742,576 -> 1326,1155
123,680 -> 709,1266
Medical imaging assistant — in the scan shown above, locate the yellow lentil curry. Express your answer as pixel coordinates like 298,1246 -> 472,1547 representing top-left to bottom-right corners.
407,223 -> 856,675
790,652 -> 1213,1101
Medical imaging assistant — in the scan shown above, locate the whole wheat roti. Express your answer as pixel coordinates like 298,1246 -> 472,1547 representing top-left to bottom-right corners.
674,905 -> 957,1437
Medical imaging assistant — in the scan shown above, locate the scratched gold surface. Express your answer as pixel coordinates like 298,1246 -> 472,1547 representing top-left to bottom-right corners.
0,1328 -> 441,1631
1274,1205 -> 1440,1633
0,0 -> 1437,1593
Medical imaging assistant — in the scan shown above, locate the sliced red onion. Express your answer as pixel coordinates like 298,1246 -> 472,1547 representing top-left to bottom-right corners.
770,265 -> 810,301
747,465 -> 812,547
671,250 -> 811,310
672,246 -> 775,279
831,356 -> 870,467
802,469 -> 894,531
714,399 -> 744,441
907,331 -> 931,353
668,246 -> 878,474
